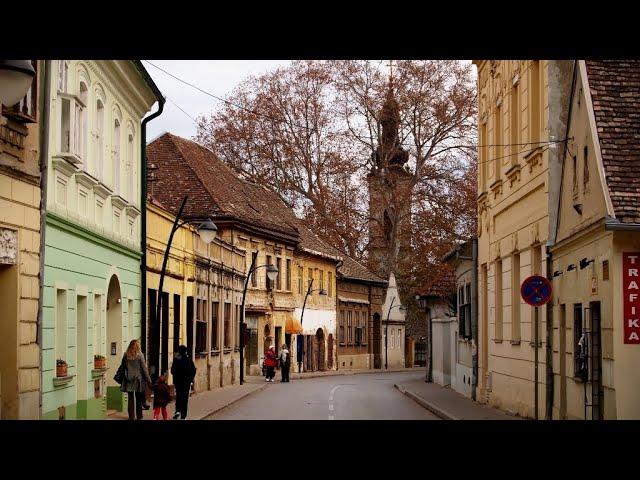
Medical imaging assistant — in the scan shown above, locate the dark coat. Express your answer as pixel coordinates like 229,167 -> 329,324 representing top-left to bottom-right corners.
171,352 -> 196,389
264,349 -> 277,368
152,380 -> 171,408
119,353 -> 152,393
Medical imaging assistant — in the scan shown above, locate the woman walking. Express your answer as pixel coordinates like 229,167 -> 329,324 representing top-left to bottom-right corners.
264,345 -> 278,382
171,345 -> 196,419
119,339 -> 152,421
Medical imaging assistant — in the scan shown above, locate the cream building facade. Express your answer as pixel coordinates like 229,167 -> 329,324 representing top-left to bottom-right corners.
474,60 -> 572,418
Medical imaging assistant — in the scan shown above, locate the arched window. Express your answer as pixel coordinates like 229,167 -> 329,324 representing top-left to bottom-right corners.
113,117 -> 121,194
96,99 -> 104,181
76,81 -> 88,162
127,125 -> 135,203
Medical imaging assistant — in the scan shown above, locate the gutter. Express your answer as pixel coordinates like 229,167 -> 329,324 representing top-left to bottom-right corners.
604,219 -> 640,231
471,237 -> 478,401
37,60 -> 52,419
137,61 -> 165,354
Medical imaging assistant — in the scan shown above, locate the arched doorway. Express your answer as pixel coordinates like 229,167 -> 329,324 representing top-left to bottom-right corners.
327,334 -> 334,370
316,328 -> 325,371
373,313 -> 381,369
106,275 -> 122,410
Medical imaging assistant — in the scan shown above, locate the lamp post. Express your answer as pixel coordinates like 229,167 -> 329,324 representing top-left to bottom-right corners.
155,195 -> 217,378
385,296 -> 406,370
297,278 -> 328,374
0,60 -> 36,107
239,253 -> 278,385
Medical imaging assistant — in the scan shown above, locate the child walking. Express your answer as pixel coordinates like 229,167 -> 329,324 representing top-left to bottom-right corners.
152,372 -> 172,420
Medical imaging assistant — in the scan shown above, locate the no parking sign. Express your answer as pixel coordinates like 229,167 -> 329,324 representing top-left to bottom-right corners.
521,275 -> 552,307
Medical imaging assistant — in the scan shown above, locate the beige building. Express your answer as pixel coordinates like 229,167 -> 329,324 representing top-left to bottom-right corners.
474,60 -> 573,418
549,60 -> 640,420
0,61 -> 42,419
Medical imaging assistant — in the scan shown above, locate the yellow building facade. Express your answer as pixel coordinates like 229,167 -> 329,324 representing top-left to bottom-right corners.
475,60 -> 552,417
0,61 -> 42,419
145,199 -> 245,392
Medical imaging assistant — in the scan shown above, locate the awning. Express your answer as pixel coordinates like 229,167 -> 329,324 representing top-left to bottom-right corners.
285,316 -> 303,334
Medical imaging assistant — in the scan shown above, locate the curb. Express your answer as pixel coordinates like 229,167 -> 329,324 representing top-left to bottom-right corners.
198,383 -> 269,419
394,384 -> 460,420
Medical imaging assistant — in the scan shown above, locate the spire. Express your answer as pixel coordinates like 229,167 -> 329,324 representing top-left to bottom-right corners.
372,66 -> 408,169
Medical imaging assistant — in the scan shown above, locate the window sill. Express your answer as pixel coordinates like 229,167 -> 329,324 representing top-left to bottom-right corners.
493,339 -> 503,344
529,341 -> 543,348
210,350 -> 220,357
91,368 -> 108,379
223,348 -> 232,354
196,352 -> 209,359
53,375 -> 75,387
510,340 -> 521,346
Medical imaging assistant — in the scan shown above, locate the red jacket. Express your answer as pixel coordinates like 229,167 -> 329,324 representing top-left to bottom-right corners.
264,350 -> 277,368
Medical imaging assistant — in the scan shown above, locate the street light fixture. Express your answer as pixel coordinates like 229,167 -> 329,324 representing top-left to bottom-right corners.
0,60 -> 35,107
296,279 -> 328,375
239,256 -> 279,384
154,195 -> 216,379
384,296 -> 405,370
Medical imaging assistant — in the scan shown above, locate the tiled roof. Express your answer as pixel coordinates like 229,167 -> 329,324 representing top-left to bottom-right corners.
586,60 -> 640,224
147,133 -> 299,240
337,254 -> 386,284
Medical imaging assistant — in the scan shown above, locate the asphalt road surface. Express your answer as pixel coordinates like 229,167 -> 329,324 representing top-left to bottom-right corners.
206,371 -> 438,420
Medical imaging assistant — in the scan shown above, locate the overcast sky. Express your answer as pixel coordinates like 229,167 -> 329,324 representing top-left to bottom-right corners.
144,60 -> 291,141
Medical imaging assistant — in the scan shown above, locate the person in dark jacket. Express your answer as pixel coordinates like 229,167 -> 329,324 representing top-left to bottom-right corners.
170,345 -> 196,419
279,344 -> 291,383
152,372 -> 172,420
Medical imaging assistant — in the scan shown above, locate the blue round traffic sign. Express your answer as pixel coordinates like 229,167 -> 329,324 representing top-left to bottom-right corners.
520,275 -> 552,307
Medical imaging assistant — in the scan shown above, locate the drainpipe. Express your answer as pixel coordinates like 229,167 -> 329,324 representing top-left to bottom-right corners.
471,238 -> 479,401
37,60 -> 52,419
140,93 -> 165,354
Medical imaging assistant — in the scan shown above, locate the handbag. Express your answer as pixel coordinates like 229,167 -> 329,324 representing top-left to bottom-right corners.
114,356 -> 127,385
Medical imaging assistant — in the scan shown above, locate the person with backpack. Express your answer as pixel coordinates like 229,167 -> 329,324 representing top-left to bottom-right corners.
170,345 -> 196,419
279,343 -> 291,383
264,345 -> 278,382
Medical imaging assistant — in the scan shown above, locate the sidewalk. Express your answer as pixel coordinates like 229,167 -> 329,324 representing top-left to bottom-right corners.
395,378 -> 522,420
283,366 -> 426,381
107,381 -> 267,420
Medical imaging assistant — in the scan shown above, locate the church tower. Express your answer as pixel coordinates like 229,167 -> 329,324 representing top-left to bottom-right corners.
367,80 -> 413,281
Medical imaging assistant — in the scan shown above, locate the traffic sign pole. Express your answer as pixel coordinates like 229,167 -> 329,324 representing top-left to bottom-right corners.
534,306 -> 539,420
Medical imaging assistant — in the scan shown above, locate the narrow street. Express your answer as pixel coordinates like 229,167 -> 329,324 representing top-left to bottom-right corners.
206,371 -> 439,420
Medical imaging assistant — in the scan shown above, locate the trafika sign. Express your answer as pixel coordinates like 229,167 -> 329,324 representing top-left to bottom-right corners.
623,253 -> 640,344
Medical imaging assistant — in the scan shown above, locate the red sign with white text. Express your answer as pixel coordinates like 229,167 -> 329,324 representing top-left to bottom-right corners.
623,253 -> 640,344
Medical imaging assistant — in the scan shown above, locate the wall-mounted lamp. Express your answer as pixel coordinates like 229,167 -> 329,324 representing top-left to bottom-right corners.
567,264 -> 576,271
553,271 -> 563,278
579,258 -> 594,270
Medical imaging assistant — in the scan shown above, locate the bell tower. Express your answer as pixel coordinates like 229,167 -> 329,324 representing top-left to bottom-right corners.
367,73 -> 413,281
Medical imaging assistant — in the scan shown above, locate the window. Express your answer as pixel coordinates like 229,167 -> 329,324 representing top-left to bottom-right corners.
495,259 -> 503,341
603,260 -> 609,281
573,304 -> 585,379
266,255 -> 273,290
362,313 -> 367,345
195,299 -> 207,355
320,270 -> 324,292
308,268 -> 313,288
224,303 -> 231,348
391,329 -> 395,349
58,80 -> 87,164
572,155 -> 578,197
347,311 -> 352,344
339,310 -> 345,343
512,253 -> 521,342
480,121 -> 488,192
127,132 -> 135,202
276,257 -> 282,290
93,294 -> 102,357
529,61 -> 540,145
96,99 -> 105,180
58,60 -> 69,93
328,271 -> 333,297
235,305 -> 240,348
298,266 -> 303,294
56,289 -> 68,362
397,330 -> 401,351
186,296 -> 194,356
458,285 -> 471,340
355,325 -> 363,346
211,301 -> 219,351
251,252 -> 258,287
583,146 -> 589,190
173,294 -> 181,354
494,103 -> 502,180
286,259 -> 291,291
510,81 -> 519,164
112,117 -> 121,194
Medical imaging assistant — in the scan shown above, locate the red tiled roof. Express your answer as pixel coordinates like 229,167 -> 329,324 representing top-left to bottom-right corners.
586,60 -> 640,224
147,133 -> 299,240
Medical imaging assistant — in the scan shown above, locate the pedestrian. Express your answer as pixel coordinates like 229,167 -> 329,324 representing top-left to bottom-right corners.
118,339 -> 152,421
264,345 -> 277,382
279,343 -> 291,383
170,345 -> 196,419
152,371 -> 172,420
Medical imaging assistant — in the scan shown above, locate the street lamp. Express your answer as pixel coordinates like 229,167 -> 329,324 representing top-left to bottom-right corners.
297,278 -> 327,375
154,195 -> 217,378
0,60 -> 35,107
239,254 -> 279,384
385,296 -> 406,370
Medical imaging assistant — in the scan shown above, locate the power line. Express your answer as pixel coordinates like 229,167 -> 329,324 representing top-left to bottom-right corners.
166,96 -> 199,124
145,59 -> 560,155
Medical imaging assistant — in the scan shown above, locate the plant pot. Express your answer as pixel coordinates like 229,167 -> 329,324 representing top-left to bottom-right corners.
56,364 -> 68,377
94,359 -> 106,369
